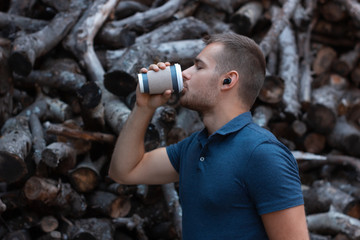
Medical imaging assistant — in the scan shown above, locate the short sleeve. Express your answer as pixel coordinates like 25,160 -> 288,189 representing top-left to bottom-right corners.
166,143 -> 181,172
245,141 -> 304,215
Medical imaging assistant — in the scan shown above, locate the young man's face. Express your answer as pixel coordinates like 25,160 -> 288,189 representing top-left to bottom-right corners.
180,43 -> 224,112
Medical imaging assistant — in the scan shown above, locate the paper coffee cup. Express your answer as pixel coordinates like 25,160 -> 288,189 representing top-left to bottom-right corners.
138,63 -> 183,94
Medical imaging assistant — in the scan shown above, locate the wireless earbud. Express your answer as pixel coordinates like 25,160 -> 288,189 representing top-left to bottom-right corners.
223,78 -> 231,85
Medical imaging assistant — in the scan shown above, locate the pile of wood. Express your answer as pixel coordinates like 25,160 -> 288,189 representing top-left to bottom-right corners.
1,0 -> 360,239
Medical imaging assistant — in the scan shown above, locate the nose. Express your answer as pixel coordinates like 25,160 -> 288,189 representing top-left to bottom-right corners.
182,67 -> 191,82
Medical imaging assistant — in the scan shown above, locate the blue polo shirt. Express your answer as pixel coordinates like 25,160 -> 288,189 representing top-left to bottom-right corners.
166,112 -> 304,239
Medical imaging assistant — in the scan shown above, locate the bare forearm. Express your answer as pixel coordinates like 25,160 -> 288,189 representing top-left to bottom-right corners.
109,104 -> 155,183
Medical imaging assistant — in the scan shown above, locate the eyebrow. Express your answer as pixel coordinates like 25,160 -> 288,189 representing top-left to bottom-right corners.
194,57 -> 206,66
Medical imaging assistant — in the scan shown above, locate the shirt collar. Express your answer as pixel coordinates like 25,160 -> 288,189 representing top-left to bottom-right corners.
197,111 -> 253,144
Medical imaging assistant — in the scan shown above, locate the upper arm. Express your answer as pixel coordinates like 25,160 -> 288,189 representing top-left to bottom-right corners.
262,205 -> 309,240
123,147 -> 179,185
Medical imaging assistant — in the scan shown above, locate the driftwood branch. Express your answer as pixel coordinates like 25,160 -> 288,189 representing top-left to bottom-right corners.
8,0 -> 88,76
307,209 -> 360,239
44,121 -> 115,143
0,116 -> 32,183
259,0 -> 300,57
278,24 -> 300,117
0,12 -> 48,33
98,0 -> 187,48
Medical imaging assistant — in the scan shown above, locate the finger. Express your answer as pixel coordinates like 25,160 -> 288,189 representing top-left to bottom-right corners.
164,62 -> 171,66
139,67 -> 148,73
149,64 -> 160,72
157,62 -> 167,70
162,89 -> 173,98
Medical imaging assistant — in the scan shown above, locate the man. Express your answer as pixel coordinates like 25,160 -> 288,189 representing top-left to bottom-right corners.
109,33 -> 309,239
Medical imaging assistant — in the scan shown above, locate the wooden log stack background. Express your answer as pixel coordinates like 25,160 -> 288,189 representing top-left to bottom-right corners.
1,0 -> 360,239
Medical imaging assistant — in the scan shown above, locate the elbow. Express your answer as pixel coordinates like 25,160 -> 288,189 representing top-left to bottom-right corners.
108,163 -> 132,185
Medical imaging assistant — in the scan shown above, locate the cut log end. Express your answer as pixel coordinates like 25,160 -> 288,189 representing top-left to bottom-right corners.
259,76 -> 284,104
306,104 -> 337,134
41,149 -> 60,168
69,168 -> 99,193
104,71 -> 137,97
77,81 -> 102,108
111,197 -> 132,218
8,51 -> 33,76
0,151 -> 28,183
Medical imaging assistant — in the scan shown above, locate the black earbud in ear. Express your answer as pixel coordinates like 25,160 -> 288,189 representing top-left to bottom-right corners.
223,78 -> 232,85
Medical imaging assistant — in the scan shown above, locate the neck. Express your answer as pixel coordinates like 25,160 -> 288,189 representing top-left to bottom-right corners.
201,104 -> 248,135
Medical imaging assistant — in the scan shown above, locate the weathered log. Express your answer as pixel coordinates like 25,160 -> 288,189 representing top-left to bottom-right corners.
278,24 -> 301,118
331,179 -> 360,201
334,0 -> 360,26
0,189 -> 28,213
194,3 -> 231,34
309,233 -> 332,240
151,106 -> 182,239
304,133 -> 326,154
37,231 -> 62,240
112,214 -> 148,240
311,33 -> 356,48
63,0 -> 121,131
115,0 -> 149,19
337,89 -> 360,128
68,154 -> 107,193
303,180 -> 360,217
104,99 -> 131,135
41,142 -> 77,175
312,19 -> 349,38
135,17 -> 210,46
18,96 -> 72,122
23,176 -> 87,217
8,0 -> 88,76
64,218 -> 114,240
173,0 -> 199,19
252,105 -> 273,128
328,116 -> 360,157
161,183 -> 182,239
2,229 -> 31,240
87,190 -> 131,218
295,151 -> 360,178
151,106 -> 176,146
319,1 -> 347,23
7,0 -> 36,16
44,121 -> 115,143
149,221 -> 177,240
167,107 -> 204,144
0,198 -> 6,213
0,116 -> 32,183
40,216 -> 59,233
29,114 -> 46,165
312,46 -> 337,76
307,209 -> 360,240
299,16 -> 317,109
98,0 -> 187,48
104,39 -> 204,89
230,1 -> 263,35
0,12 -> 48,33
306,84 -> 344,134
259,0 -> 300,57
0,46 -> 13,127
106,182 -> 138,196
332,43 -> 360,77
198,0 -> 249,14
351,63 -> 360,87
259,74 -> 285,104
13,60 -> 87,93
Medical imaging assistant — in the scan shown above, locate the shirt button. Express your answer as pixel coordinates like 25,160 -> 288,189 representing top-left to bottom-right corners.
200,157 -> 205,161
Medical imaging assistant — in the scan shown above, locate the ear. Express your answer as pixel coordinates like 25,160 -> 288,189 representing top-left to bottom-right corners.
221,71 -> 239,91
